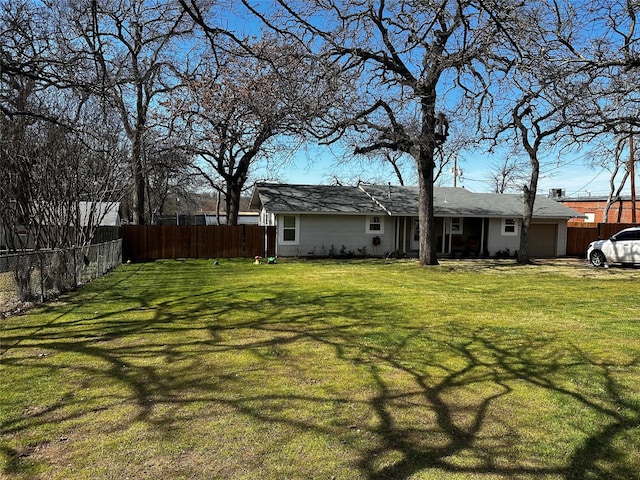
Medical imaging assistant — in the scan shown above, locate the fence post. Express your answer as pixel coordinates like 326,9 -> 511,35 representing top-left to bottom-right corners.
263,226 -> 267,258
73,247 -> 77,287
39,253 -> 45,302
97,243 -> 101,278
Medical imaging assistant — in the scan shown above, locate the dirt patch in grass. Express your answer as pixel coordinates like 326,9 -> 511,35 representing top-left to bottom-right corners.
0,271 -> 19,316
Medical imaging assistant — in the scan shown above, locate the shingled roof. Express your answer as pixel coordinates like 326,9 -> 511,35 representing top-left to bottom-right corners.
250,183 -> 387,215
251,183 -> 582,219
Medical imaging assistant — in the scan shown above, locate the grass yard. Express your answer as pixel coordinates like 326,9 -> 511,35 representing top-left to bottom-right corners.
1,258 -> 639,480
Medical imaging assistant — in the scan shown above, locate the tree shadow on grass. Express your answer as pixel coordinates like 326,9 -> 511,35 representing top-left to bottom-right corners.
349,327 -> 640,480
1,264 -> 639,479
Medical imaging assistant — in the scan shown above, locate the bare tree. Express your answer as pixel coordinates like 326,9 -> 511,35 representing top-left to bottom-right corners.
144,135 -> 199,222
586,137 -> 633,222
170,32 -> 339,224
510,92 -> 575,263
1,1 -> 130,242
58,0 -> 194,225
566,0 -> 640,134
244,0 -> 521,265
481,0 -> 594,264
488,157 -> 529,194
326,150 -> 414,186
564,1 -> 640,222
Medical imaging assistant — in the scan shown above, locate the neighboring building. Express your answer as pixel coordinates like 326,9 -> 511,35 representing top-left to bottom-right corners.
250,183 -> 583,258
1,201 -> 121,250
79,201 -> 122,227
155,196 -> 259,225
560,195 -> 640,224
156,212 -> 259,226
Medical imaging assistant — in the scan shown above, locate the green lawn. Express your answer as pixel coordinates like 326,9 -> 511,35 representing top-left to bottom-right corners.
1,258 -> 639,479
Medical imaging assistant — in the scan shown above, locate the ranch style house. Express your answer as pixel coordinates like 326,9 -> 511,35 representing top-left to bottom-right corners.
250,183 -> 583,258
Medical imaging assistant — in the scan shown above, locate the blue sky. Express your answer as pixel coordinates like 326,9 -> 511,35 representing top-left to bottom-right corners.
226,1 -> 634,200
269,144 -> 622,199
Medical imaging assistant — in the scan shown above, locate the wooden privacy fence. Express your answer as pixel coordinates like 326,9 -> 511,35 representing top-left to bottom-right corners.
122,225 -> 276,262
566,223 -> 637,257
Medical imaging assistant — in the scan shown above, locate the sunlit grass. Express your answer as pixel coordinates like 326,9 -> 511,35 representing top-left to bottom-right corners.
1,258 -> 639,479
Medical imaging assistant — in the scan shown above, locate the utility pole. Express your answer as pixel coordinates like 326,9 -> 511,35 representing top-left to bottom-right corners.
631,134 -> 636,223
452,156 -> 462,188
453,156 -> 457,187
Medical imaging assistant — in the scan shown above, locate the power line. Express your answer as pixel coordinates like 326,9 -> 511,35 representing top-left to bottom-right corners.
566,167 -> 609,197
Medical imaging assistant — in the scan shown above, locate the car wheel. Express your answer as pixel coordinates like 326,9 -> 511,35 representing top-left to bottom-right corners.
590,250 -> 607,267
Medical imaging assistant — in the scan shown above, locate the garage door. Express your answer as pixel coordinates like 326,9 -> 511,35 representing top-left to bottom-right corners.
529,224 -> 557,257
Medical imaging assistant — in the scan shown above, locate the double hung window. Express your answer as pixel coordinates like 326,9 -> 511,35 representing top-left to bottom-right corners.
366,216 -> 384,234
502,218 -> 518,236
280,215 -> 299,244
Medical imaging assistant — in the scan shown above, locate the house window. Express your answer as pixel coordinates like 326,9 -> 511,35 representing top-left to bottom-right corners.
502,218 -> 518,236
280,215 -> 299,244
366,215 -> 384,234
450,217 -> 463,234
584,213 -> 595,223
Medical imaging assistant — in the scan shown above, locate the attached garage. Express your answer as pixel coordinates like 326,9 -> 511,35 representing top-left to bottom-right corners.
529,224 -> 558,257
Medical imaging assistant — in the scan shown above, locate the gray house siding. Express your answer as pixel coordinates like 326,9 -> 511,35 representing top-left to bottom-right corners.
555,222 -> 568,256
276,214 -> 393,257
486,218 -> 521,256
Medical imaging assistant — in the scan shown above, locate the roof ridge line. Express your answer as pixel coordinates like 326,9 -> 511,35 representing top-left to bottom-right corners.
358,184 -> 392,216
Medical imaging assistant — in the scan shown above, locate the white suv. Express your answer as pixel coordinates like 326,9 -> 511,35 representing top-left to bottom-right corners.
587,226 -> 640,267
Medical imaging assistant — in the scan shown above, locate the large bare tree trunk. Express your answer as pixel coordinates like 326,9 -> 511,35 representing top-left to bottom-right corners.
417,94 -> 439,266
132,131 -> 147,225
417,157 -> 438,265
518,184 -> 536,264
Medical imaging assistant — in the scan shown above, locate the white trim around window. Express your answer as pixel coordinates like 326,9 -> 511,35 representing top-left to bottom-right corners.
366,215 -> 384,234
279,214 -> 300,245
501,218 -> 518,236
449,217 -> 463,235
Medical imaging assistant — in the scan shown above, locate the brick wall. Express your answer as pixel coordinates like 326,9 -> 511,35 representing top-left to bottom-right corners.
562,199 -> 640,224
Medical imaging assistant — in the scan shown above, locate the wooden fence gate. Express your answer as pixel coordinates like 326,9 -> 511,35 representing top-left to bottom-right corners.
122,225 -> 276,262
566,223 -> 637,257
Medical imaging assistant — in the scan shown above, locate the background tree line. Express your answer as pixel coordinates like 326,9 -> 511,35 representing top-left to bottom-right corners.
2,0 -> 640,265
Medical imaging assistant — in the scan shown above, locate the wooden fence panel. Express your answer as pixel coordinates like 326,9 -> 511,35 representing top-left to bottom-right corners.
566,223 -> 638,257
566,227 -> 597,257
196,227 -> 216,258
123,225 -> 271,261
123,225 -> 148,262
93,226 -> 122,243
245,225 -> 266,258
599,223 -> 637,239
145,226 -> 163,259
